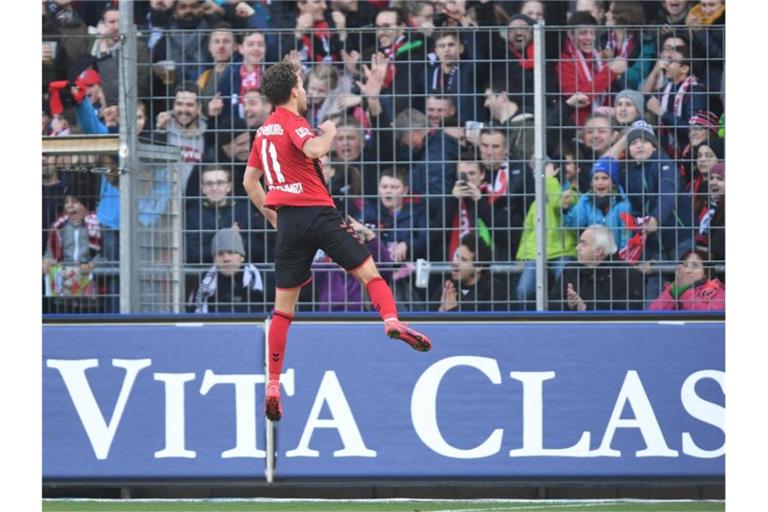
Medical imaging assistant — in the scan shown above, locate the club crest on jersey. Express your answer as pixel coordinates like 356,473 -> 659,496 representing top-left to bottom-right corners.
295,127 -> 312,138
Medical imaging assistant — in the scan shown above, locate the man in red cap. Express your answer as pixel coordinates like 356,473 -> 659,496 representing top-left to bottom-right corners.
76,69 -> 105,113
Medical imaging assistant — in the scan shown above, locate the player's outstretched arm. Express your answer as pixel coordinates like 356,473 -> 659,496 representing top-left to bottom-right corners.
243,165 -> 277,228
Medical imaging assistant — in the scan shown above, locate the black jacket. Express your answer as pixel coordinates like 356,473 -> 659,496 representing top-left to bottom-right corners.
549,256 -> 645,311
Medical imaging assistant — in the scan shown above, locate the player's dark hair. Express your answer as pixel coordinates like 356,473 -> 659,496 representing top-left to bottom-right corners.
261,61 -> 299,107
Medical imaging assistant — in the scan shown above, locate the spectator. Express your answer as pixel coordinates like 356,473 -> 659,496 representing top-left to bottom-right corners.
601,1 -> 655,91
644,42 -> 707,159
42,177 -> 101,313
320,154 -> 363,218
694,161 -> 724,264
519,1 -> 545,22
283,0 -> 345,64
42,0 -> 90,85
152,0 -> 217,85
515,161 -> 577,310
575,113 -> 619,192
483,76 -> 535,164
196,22 -> 236,120
242,88 -> 273,129
679,110 -> 720,186
392,108 -> 459,219
84,4 -> 151,105
574,0 -> 607,25
358,8 -> 427,117
435,232 -> 510,312
185,165 -> 269,266
199,114 -> 252,198
401,0 -> 437,38
689,136 -> 724,209
443,155 -> 508,262
647,0 -> 692,27
425,94 -> 457,130
623,120 -> 693,301
192,227 -> 267,313
42,156 -> 70,252
550,224 -> 645,311
216,30 -> 269,121
360,168 -> 429,308
648,249 -> 725,311
329,0 -> 380,53
305,63 -> 361,127
613,89 -> 645,128
313,216 -> 393,311
561,156 -> 633,252
486,14 -> 537,114
361,168 -> 428,263
154,83 -> 207,194
557,11 -> 628,128
685,0 -> 725,97
425,30 -> 484,125
478,127 -> 524,260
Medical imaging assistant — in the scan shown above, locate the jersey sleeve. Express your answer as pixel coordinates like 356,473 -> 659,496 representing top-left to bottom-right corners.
286,116 -> 316,151
247,137 -> 262,169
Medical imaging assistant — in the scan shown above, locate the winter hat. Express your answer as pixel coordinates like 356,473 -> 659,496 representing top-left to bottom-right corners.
591,156 -> 621,185
626,120 -> 658,148
211,228 -> 245,258
709,161 -> 725,179
688,110 -> 720,134
615,89 -> 645,121
509,14 -> 536,26
77,69 -> 102,87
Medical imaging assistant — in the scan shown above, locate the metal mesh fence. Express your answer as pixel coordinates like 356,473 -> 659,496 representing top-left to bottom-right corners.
41,2 -> 725,314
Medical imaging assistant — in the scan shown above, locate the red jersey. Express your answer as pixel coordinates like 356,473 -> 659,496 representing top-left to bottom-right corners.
248,107 -> 334,208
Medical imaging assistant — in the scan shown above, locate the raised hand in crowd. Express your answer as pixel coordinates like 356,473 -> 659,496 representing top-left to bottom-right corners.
608,58 -> 628,76
155,111 -> 170,130
438,280 -> 459,312
451,178 -> 482,202
234,1 -> 255,18
566,283 -> 587,311
207,92 -> 224,118
341,49 -> 362,77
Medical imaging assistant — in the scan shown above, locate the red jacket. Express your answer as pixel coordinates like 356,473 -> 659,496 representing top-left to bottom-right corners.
648,279 -> 725,311
557,40 -> 618,127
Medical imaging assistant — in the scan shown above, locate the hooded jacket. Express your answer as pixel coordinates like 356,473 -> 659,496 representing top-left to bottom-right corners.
623,150 -> 693,260
516,175 -> 577,261
562,185 -> 633,250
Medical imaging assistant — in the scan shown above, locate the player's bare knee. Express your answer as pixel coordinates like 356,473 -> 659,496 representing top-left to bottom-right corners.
351,258 -> 380,284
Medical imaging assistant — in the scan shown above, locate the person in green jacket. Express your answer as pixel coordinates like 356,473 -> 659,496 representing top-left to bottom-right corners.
515,161 -> 578,310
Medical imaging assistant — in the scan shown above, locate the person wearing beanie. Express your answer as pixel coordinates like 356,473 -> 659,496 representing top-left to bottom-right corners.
694,161 -> 725,264
562,156 -> 633,251
614,89 -> 645,126
557,11 -> 628,127
623,120 -> 694,304
193,227 -> 267,314
679,110 -> 723,186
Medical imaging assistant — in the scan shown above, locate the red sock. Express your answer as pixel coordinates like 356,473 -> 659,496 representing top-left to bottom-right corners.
366,277 -> 399,321
268,310 -> 293,381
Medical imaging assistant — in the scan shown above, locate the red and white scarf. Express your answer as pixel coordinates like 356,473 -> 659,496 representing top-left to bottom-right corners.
382,35 -> 407,88
239,64 -> 262,102
660,76 -> 698,118
302,19 -> 332,62
484,163 -> 509,205
564,38 -> 607,108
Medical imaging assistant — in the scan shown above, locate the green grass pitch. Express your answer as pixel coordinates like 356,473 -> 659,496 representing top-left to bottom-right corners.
42,499 -> 725,512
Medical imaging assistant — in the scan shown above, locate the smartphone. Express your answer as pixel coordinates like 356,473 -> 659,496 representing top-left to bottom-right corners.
455,179 -> 467,187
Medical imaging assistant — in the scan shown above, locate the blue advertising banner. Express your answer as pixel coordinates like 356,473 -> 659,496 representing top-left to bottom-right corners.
43,321 -> 724,480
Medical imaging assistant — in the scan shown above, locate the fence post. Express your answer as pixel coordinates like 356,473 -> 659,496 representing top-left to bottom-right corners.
118,0 -> 139,313
533,20 -> 548,311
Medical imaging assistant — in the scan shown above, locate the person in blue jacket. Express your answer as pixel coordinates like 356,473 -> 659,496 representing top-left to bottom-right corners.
562,156 -> 632,252
622,120 -> 694,302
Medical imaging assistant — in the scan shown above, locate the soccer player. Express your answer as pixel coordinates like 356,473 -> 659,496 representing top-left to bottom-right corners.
243,61 -> 432,422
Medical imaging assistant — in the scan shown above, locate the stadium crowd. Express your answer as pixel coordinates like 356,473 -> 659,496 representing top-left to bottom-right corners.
41,0 -> 726,314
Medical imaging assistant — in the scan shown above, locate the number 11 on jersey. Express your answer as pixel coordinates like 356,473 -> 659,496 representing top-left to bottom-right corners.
260,139 -> 285,185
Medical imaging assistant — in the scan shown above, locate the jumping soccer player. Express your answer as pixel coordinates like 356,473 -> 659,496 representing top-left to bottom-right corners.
243,60 -> 432,422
